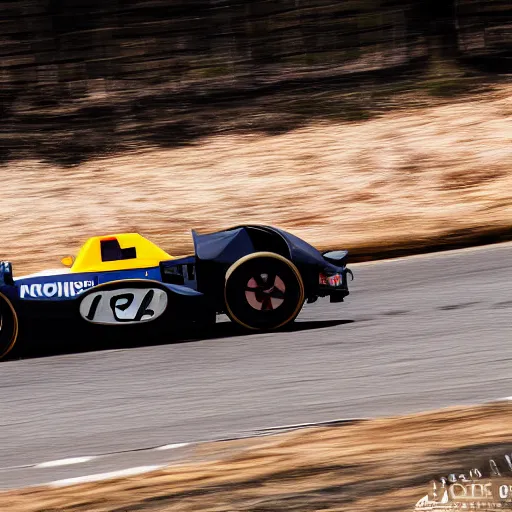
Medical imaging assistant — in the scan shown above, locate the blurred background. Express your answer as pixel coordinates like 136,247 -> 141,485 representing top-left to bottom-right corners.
1,0 -> 510,163
0,0 -> 510,271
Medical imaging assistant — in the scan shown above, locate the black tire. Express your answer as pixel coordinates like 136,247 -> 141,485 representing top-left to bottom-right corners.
224,252 -> 305,331
0,293 -> 19,360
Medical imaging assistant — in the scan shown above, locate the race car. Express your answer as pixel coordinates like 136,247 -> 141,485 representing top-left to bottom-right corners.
0,225 -> 352,359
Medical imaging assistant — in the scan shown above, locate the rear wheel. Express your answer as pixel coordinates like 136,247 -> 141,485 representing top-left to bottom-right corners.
224,252 -> 305,330
0,294 -> 19,360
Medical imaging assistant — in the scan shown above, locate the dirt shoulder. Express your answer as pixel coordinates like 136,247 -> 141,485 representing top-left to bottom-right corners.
1,84 -> 511,274
2,402 -> 511,511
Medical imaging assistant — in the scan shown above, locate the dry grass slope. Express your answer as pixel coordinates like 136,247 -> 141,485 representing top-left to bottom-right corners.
1,402 -> 512,511
1,84 -> 511,274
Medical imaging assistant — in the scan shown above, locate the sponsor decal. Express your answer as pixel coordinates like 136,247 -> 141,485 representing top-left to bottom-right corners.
79,288 -> 168,325
414,455 -> 512,510
20,280 -> 96,299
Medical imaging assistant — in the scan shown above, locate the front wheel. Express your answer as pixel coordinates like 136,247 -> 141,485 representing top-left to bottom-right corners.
224,252 -> 305,331
0,293 -> 19,360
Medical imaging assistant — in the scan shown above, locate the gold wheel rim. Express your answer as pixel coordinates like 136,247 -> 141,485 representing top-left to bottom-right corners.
0,292 -> 19,360
224,252 -> 305,331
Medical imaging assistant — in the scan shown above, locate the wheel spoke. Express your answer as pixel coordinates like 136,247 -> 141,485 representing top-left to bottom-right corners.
254,274 -> 267,287
268,287 -> 285,299
266,272 -> 277,290
244,272 -> 287,311
261,296 -> 273,311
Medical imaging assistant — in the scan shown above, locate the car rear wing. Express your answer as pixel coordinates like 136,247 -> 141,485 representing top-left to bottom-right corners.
322,250 -> 349,267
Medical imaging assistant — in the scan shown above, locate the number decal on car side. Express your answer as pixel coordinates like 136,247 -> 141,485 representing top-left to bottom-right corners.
79,288 -> 168,325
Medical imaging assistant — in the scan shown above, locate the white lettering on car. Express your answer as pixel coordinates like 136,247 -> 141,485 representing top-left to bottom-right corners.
42,283 -> 57,297
20,281 -> 95,299
79,288 -> 168,325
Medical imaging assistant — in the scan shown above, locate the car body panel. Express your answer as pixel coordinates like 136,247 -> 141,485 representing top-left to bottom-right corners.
70,233 -> 174,274
191,225 -> 350,301
0,226 -> 351,358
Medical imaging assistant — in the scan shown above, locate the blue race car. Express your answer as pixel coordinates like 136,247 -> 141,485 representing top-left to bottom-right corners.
0,225 -> 352,359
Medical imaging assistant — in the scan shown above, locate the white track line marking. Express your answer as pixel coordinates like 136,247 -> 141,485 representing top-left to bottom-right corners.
154,443 -> 190,451
48,466 -> 163,487
12,398 -> 510,490
35,456 -> 96,469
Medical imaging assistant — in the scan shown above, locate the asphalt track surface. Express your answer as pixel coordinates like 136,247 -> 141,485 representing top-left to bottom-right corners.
1,243 -> 512,489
